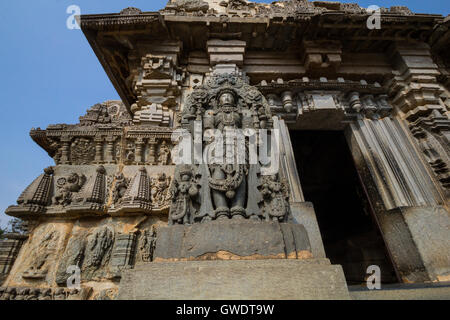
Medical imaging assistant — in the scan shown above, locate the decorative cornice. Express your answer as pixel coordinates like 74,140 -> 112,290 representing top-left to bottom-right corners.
79,12 -> 160,29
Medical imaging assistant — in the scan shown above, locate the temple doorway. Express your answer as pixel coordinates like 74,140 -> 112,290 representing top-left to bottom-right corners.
290,130 -> 399,285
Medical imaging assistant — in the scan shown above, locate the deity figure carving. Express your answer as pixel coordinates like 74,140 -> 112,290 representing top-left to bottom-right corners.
53,173 -> 86,206
206,90 -> 250,219
112,172 -> 130,205
84,227 -> 114,269
169,71 -> 290,224
169,166 -> 200,224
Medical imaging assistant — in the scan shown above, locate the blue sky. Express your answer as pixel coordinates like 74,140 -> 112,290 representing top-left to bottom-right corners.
0,0 -> 448,228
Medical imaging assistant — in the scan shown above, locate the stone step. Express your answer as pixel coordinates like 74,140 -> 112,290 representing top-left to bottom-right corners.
118,259 -> 350,300
349,283 -> 450,300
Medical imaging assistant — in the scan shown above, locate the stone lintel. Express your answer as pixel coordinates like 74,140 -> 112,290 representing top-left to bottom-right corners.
207,39 -> 247,67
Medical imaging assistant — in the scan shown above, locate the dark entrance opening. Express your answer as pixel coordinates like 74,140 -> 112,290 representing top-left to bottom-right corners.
290,130 -> 398,285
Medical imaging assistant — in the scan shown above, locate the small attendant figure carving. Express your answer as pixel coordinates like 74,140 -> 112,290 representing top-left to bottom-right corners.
157,141 -> 171,165
259,175 -> 290,222
151,173 -> 171,208
169,167 -> 200,225
112,172 -> 129,205
139,228 -> 156,263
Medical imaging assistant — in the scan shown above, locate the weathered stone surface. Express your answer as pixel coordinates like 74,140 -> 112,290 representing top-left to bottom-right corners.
118,259 -> 350,300
290,201 -> 326,259
154,220 -> 312,261
4,0 -> 450,300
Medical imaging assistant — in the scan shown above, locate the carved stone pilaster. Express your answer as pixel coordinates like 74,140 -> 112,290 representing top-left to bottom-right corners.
94,135 -> 104,164
110,233 -> 137,278
59,136 -> 71,165
105,136 -> 117,164
388,42 -> 450,195
134,138 -> 145,164
146,139 -> 157,165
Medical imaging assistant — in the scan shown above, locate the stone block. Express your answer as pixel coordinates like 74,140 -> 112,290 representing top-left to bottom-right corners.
153,220 -> 312,261
118,259 -> 350,300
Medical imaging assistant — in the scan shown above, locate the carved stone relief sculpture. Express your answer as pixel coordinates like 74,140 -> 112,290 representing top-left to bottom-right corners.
169,70 -> 290,224
23,230 -> 60,280
53,173 -> 86,207
56,226 -> 114,284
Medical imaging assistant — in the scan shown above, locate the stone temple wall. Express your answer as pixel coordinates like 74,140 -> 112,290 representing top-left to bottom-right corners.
1,0 -> 449,300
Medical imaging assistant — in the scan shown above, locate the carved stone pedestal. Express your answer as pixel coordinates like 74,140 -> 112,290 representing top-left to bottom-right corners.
117,259 -> 350,300
153,220 -> 312,262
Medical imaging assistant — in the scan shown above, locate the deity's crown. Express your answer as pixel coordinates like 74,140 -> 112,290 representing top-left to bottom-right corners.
217,88 -> 238,101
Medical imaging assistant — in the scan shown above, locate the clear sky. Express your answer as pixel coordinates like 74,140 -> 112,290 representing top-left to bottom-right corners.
0,0 -> 448,228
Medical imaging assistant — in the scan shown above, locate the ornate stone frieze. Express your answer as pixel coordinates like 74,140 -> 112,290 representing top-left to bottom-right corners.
161,0 -> 416,19
151,173 -> 172,211
0,286 -> 92,301
344,92 -> 393,119
7,166 -> 174,218
30,101 -> 175,166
